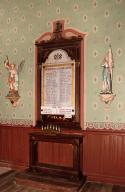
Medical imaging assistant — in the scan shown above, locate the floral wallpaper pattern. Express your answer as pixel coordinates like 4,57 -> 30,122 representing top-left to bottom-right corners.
0,0 -> 125,129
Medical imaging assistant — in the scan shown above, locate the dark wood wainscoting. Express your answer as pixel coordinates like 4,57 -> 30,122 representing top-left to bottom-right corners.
0,125 -> 125,185
0,125 -> 83,174
38,141 -> 73,167
83,129 -> 125,185
0,125 -> 33,169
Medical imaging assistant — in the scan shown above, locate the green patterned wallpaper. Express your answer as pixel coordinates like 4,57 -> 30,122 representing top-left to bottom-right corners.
0,0 -> 125,128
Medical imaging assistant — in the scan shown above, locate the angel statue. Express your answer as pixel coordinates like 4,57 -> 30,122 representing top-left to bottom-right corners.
4,56 -> 25,106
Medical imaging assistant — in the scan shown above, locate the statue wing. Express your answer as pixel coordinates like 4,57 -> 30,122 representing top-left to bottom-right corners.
17,59 -> 25,73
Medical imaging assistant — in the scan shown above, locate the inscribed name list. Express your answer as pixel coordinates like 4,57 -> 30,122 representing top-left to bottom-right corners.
41,64 -> 75,118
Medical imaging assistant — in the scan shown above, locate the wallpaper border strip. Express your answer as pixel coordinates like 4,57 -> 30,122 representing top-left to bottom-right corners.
85,122 -> 125,130
0,119 -> 125,130
0,119 -> 33,127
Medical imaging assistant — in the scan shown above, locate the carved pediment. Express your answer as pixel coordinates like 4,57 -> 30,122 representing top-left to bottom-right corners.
35,20 -> 84,45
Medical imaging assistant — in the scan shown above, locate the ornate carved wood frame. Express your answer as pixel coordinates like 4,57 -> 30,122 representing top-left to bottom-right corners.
34,20 -> 86,130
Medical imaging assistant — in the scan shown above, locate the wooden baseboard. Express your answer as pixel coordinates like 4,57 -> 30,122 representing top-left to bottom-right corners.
87,174 -> 125,186
0,161 -> 28,171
